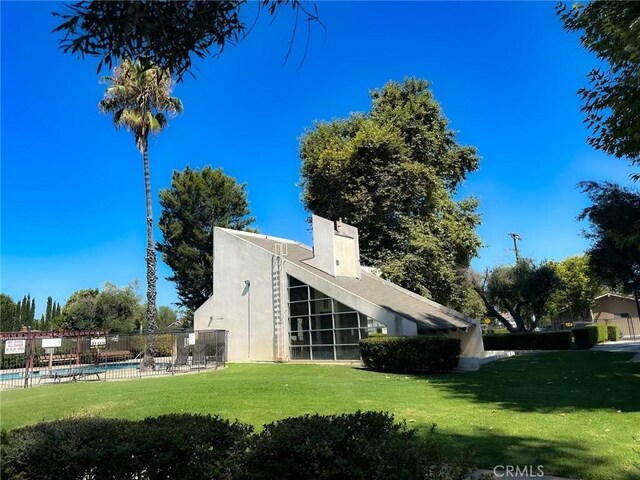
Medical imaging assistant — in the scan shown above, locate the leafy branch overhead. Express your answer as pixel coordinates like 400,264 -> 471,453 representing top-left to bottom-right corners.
557,1 -> 640,177
53,0 -> 322,80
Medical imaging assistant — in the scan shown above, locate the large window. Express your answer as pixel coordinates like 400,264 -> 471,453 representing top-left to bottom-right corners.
287,276 -> 386,360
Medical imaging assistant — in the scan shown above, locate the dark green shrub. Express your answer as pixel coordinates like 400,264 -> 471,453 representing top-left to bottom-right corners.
134,414 -> 252,479
241,411 -> 465,480
359,336 -> 460,374
1,415 -> 252,480
1,417 -> 132,480
482,331 -> 572,350
607,325 -> 620,341
573,326 -> 599,349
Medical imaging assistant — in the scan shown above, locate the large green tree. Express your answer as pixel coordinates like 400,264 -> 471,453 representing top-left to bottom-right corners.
99,59 -> 183,367
548,255 -> 603,321
474,260 -> 560,332
557,1 -> 640,177
300,78 -> 482,313
157,166 -> 255,311
53,1 -> 321,81
56,283 -> 144,333
0,294 -> 20,331
578,181 -> 640,291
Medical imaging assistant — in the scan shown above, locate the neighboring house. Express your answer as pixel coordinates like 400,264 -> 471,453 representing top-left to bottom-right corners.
592,293 -> 639,338
553,293 -> 639,337
591,293 -> 638,321
194,215 -> 485,370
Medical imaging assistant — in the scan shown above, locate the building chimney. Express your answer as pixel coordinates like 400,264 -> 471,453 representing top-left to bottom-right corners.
305,215 -> 361,279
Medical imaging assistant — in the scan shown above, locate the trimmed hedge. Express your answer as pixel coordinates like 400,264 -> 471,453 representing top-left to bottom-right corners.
596,324 -> 609,343
1,415 -> 251,480
607,325 -> 621,342
482,331 -> 573,350
241,411 -> 464,480
1,412 -> 467,480
359,336 -> 460,374
573,326 -> 599,349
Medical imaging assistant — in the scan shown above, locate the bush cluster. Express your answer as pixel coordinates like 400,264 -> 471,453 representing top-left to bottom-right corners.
607,325 -> 620,341
572,325 -> 599,349
1,412 -> 466,480
359,336 -> 460,374
482,331 -> 572,350
595,324 -> 609,343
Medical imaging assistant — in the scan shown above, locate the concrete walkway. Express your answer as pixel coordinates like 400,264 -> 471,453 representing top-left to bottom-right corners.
591,339 -> 640,361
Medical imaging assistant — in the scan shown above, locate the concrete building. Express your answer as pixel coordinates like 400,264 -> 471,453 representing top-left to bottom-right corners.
194,215 -> 485,369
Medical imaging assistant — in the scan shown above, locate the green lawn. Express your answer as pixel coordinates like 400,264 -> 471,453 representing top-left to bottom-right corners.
2,351 -> 639,479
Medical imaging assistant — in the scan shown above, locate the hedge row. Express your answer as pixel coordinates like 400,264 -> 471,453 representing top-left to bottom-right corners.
482,331 -> 573,350
596,324 -> 609,343
359,336 -> 460,374
1,413 -> 467,480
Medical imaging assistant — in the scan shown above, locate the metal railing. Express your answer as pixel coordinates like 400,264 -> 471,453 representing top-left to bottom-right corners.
0,330 -> 227,390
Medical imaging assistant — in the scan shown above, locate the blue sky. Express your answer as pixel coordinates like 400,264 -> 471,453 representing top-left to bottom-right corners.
1,1 -> 636,316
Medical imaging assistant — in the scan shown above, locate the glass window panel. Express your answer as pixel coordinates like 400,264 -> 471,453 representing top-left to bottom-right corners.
288,276 -> 305,287
310,298 -> 332,315
335,329 -> 360,345
311,330 -> 334,345
336,345 -> 361,360
290,330 -> 310,346
359,314 -> 385,330
309,287 -> 330,300
311,346 -> 334,360
289,316 -> 310,332
289,301 -> 309,317
335,312 -> 359,329
289,286 -> 309,302
290,346 -> 310,359
333,300 -> 356,313
310,314 -> 333,330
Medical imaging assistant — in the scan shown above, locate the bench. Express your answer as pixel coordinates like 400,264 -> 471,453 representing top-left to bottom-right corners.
98,350 -> 132,360
40,367 -> 107,383
36,354 -> 77,365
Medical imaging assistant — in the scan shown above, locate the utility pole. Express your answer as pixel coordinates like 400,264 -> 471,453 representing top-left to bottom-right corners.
508,233 -> 522,262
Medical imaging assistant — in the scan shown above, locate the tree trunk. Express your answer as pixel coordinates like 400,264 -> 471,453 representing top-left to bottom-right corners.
142,137 -> 157,369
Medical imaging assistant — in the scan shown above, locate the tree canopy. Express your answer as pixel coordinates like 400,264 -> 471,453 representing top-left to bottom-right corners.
55,284 -> 144,333
300,78 -> 482,314
578,181 -> 640,292
53,1 -> 321,81
548,255 -> 603,321
475,260 -> 560,332
557,1 -> 640,177
157,166 -> 255,312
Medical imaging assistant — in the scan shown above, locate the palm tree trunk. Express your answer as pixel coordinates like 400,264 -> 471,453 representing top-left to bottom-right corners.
142,136 -> 157,369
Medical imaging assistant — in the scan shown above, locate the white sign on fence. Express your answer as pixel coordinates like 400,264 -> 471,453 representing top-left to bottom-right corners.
44,348 -> 57,355
42,338 -> 62,348
4,339 -> 26,355
90,337 -> 107,348
188,333 -> 196,345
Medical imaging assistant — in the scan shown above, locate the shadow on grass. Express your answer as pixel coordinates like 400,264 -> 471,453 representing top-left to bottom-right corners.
432,426 -> 638,480
427,351 -> 640,412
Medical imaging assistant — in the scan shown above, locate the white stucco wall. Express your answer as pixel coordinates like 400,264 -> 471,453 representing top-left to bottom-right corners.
305,215 -> 336,276
194,229 -> 279,362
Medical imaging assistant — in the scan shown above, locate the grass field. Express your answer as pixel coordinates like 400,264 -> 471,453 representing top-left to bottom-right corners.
1,351 -> 639,479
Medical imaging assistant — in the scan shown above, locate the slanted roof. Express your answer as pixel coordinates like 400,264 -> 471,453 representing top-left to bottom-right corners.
225,230 -> 474,332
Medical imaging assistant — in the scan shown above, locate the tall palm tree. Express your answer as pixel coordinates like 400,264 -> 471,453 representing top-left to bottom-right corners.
99,59 -> 183,368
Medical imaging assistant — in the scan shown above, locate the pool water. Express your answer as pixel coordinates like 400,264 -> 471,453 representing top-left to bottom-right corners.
0,362 -> 167,382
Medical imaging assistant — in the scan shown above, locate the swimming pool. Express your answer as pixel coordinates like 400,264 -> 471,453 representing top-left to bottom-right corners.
0,362 -> 171,382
